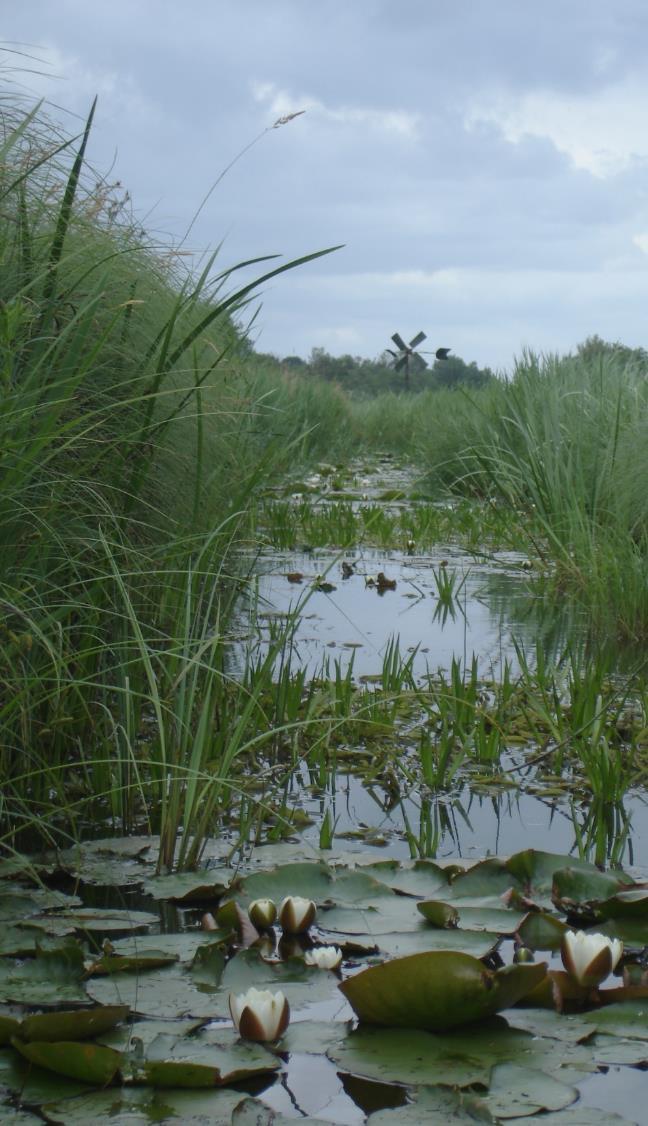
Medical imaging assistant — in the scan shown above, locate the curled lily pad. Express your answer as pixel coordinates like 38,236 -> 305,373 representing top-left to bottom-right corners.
339,950 -> 547,1030
85,951 -> 179,976
18,1005 -> 129,1043
0,941 -> 89,1006
11,1038 -> 123,1085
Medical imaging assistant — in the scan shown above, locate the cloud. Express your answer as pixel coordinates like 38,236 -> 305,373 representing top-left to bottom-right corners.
466,76 -> 648,178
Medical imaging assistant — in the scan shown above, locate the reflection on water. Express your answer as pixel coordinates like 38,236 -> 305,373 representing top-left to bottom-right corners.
286,764 -> 648,874
240,545 -> 589,681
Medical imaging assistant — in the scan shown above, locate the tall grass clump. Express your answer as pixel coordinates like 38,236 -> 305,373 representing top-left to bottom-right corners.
0,84 -> 340,866
414,351 -> 648,639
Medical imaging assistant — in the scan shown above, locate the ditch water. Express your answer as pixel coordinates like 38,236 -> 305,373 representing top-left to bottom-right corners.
241,464 -> 648,871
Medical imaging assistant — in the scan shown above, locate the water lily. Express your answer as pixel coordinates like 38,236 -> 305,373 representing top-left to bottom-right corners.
229,987 -> 290,1042
304,945 -> 342,970
561,930 -> 623,988
248,898 -> 277,929
279,895 -> 316,934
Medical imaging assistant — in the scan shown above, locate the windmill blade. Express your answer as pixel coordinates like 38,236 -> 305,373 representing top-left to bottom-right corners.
435,347 -> 451,360
394,355 -> 408,372
386,349 -> 398,358
391,332 -> 408,352
414,356 -> 428,369
409,330 -> 426,349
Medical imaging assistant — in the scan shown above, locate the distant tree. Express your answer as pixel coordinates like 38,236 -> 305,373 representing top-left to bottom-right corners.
430,354 -> 495,389
576,335 -> 648,368
281,355 -> 307,369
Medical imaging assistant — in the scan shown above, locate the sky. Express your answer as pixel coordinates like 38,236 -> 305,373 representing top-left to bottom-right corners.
5,0 -> 648,373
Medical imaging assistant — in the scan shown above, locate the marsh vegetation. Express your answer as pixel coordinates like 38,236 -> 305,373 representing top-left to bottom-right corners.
1,90 -> 647,1122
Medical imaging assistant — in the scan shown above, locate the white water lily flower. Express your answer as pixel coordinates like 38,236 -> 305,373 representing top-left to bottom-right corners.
248,898 -> 277,929
229,987 -> 290,1042
279,895 -> 317,934
304,945 -> 342,970
561,929 -> 623,988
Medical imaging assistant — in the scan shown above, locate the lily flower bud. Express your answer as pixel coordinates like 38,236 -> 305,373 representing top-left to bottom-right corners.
248,898 -> 277,930
561,930 -> 623,989
279,895 -> 316,935
229,987 -> 290,1042
304,945 -> 342,970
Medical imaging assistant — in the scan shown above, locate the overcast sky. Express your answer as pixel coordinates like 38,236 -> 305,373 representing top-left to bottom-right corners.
5,1 -> 648,372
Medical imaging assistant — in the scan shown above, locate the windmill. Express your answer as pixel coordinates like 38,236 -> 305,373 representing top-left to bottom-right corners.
387,332 -> 451,390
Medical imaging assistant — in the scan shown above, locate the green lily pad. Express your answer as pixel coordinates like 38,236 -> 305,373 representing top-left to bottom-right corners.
506,850 -> 603,893
580,1001 -> 648,1039
234,860 -> 396,912
0,941 -> 89,1005
138,1031 -> 280,1088
589,1033 -> 648,1066
372,927 -> 500,960
0,887 -> 81,924
19,1005 -> 130,1043
278,1018 -> 350,1055
339,951 -> 546,1030
219,948 -> 334,1010
328,1018 -> 595,1088
356,860 -> 450,898
108,931 -> 228,963
448,858 -> 517,897
97,1017 -> 206,1051
87,966 -> 225,1019
40,1086 -> 249,1124
417,899 -> 525,934
190,942 -> 227,988
86,950 -> 179,975
30,908 -> 159,935
12,1038 -> 123,1085
367,1084 -> 496,1123
517,910 -> 569,951
143,872 -> 228,903
482,1062 -> 577,1117
598,888 -> 648,921
552,866 -> 635,913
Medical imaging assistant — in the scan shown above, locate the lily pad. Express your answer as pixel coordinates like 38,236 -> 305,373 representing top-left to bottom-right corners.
580,1000 -> 648,1040
19,1005 -> 130,1043
40,1085 -> 249,1124
328,1019 -> 595,1089
598,888 -> 648,921
87,966 -> 225,1019
137,1031 -> 280,1088
85,950 -> 179,976
367,1084 -> 496,1123
143,872 -> 228,903
0,941 -> 89,1005
357,860 -> 450,898
12,1038 -> 123,1085
482,1062 -> 578,1117
339,951 -> 546,1030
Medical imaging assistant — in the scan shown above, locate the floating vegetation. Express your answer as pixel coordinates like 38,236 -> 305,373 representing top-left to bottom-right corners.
0,844 -> 646,1119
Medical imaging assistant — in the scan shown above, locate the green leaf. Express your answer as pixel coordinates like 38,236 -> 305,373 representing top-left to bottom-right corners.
0,941 -> 88,1005
482,1062 -> 577,1117
338,950 -> 547,1030
598,888 -> 648,920
143,872 -> 228,903
40,1086 -> 248,1124
367,1085 -> 496,1123
138,1031 -> 279,1088
18,1005 -> 129,1043
86,950 -> 179,975
517,910 -> 569,951
328,1018 -> 594,1089
580,1000 -> 648,1040
12,1038 -> 123,1085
